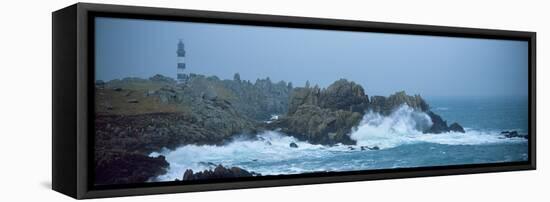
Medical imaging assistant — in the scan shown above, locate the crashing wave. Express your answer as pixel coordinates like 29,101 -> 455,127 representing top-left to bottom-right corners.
349,105 -> 526,149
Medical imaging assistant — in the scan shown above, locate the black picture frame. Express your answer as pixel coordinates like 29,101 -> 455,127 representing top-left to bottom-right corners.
52,3 -> 536,199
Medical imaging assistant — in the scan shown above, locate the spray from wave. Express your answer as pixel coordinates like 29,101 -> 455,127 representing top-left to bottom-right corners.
349,105 -> 526,149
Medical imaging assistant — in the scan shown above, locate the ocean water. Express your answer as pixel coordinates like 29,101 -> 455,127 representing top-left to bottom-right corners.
429,96 -> 529,133
150,96 -> 529,181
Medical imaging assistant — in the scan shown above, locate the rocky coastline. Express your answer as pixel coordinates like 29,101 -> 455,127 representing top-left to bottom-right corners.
95,74 -> 467,184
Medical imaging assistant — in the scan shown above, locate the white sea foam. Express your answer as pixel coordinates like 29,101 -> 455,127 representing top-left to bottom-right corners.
349,105 -> 526,149
150,131 -> 349,181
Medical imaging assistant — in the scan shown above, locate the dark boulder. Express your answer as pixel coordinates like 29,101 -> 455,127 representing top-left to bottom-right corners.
501,130 -> 528,139
183,169 -> 194,180
425,111 -> 448,133
198,162 -> 217,167
289,142 -> 298,148
424,111 -> 465,134
182,165 -> 260,181
360,146 -> 380,151
94,150 -> 169,185
449,122 -> 465,133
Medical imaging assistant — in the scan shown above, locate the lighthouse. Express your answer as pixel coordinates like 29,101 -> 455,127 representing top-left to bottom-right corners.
176,39 -> 186,83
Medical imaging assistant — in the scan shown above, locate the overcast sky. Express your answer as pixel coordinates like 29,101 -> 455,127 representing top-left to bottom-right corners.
95,17 -> 528,97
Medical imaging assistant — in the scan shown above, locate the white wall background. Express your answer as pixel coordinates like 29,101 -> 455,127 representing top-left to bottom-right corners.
0,0 -> 547,201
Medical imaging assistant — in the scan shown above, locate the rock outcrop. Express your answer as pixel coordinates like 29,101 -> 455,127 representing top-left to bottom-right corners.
94,150 -> 169,185
424,111 -> 465,134
288,79 -> 369,114
449,122 -> 466,133
180,74 -> 292,121
274,104 -> 361,145
271,79 -> 465,145
369,91 -> 429,115
500,130 -> 528,139
273,79 -> 367,145
181,165 -> 260,181
95,111 -> 257,155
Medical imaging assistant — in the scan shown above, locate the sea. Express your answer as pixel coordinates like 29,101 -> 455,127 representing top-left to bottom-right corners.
150,96 -> 529,181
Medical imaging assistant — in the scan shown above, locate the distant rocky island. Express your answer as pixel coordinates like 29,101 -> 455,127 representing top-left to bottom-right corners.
94,73 -> 466,185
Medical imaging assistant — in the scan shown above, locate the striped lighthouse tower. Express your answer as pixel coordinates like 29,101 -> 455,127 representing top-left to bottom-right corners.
176,39 -> 186,83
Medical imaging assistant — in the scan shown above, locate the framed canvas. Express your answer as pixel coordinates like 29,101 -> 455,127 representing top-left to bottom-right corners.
52,3 -> 536,199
